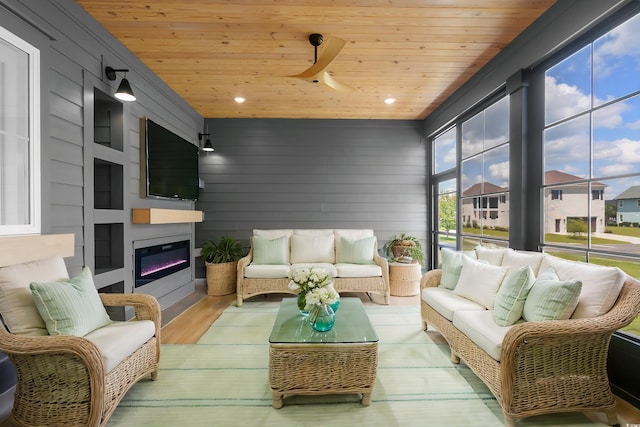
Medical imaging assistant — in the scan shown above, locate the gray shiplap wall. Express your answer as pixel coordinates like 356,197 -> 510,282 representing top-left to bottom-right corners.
195,118 -> 427,274
0,0 -> 203,305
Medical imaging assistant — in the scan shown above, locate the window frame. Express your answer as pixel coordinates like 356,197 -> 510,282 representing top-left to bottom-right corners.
0,26 -> 41,236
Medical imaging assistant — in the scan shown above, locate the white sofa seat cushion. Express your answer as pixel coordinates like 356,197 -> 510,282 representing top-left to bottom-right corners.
334,263 -> 381,278
422,287 -> 485,321
244,264 -> 290,279
453,310 -> 519,361
84,320 -> 155,373
291,263 -> 338,277
540,254 -> 625,318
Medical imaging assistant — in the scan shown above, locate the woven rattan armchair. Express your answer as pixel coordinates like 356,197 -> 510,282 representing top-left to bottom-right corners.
420,269 -> 640,426
0,293 -> 161,427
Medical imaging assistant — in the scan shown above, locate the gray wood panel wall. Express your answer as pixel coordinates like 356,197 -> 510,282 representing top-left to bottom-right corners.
196,118 -> 427,274
0,0 -> 203,308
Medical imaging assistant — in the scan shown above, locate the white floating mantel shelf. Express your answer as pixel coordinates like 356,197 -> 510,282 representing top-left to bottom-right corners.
132,208 -> 203,224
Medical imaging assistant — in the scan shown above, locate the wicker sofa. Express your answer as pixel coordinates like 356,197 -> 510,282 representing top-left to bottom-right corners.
420,246 -> 640,426
0,234 -> 161,427
237,229 -> 390,306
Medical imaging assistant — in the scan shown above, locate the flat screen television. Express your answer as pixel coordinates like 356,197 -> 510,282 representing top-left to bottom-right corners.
141,117 -> 199,201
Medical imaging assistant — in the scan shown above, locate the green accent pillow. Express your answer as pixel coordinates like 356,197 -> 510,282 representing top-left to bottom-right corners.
439,248 -> 464,290
30,267 -> 112,336
522,267 -> 582,322
253,235 -> 289,265
337,236 -> 375,264
493,266 -> 535,326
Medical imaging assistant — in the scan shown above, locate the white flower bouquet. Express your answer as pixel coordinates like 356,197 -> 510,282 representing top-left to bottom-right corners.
288,267 -> 338,312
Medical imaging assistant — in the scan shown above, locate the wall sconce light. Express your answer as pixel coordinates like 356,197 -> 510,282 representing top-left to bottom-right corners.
105,66 -> 136,101
198,132 -> 214,152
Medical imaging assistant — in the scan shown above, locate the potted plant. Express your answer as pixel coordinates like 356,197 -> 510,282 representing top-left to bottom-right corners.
382,233 -> 425,264
201,235 -> 245,296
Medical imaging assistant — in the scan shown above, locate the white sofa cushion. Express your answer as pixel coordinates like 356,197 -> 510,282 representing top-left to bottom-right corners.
539,254 -> 625,318
522,267 -> 582,321
334,263 -> 381,278
294,229 -> 334,236
290,233 -> 335,264
422,287 -> 485,321
253,235 -> 290,265
453,256 -> 509,309
84,320 -> 155,373
291,263 -> 338,277
253,229 -> 293,240
453,310 -> 518,361
501,249 -> 545,276
0,256 -> 69,336
475,246 -> 508,266
244,264 -> 290,278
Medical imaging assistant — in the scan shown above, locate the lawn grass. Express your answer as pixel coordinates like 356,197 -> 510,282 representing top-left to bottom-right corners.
462,227 -> 508,238
544,233 -> 627,245
605,225 -> 640,238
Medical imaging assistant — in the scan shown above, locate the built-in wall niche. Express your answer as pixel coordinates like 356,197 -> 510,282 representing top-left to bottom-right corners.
99,281 -> 128,321
94,223 -> 124,274
94,158 -> 123,210
94,88 -> 123,151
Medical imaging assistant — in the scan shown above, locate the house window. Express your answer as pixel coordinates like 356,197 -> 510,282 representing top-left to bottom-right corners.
619,200 -> 624,208
0,27 -> 40,235
592,190 -> 603,200
637,200 -> 640,207
551,190 -> 563,200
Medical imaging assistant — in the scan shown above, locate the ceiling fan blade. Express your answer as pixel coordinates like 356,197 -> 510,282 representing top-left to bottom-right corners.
320,72 -> 355,94
287,35 -> 347,79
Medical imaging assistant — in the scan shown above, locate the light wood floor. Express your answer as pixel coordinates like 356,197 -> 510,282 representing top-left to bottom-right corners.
160,284 -> 640,424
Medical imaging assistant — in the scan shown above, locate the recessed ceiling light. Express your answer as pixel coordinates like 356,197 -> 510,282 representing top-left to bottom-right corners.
234,97 -> 246,103
384,98 -> 396,104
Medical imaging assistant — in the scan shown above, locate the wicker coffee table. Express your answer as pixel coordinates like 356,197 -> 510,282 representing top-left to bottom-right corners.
268,297 -> 379,409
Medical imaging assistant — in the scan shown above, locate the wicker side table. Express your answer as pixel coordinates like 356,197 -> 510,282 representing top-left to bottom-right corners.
389,262 -> 422,296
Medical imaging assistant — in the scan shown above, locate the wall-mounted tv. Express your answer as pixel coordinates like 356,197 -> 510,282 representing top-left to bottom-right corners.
141,117 -> 199,201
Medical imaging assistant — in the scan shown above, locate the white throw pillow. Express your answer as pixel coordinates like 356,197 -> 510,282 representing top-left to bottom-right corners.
539,254 -> 625,318
501,249 -> 545,276
453,256 -> 509,309
475,245 -> 508,266
289,234 -> 336,264
0,256 -> 70,336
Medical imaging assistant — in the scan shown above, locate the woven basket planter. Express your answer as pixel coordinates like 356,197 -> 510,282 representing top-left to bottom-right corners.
206,261 -> 238,296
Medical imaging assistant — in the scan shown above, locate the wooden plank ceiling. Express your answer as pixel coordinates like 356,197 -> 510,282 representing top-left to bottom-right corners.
75,0 -> 557,120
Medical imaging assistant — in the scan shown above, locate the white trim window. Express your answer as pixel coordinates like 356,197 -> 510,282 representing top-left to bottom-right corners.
0,26 -> 40,235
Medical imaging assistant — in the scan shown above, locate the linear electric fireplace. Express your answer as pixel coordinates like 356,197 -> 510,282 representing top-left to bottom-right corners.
135,240 -> 190,288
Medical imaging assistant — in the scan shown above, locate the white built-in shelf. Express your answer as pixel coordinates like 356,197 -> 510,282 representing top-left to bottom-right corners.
132,208 -> 203,224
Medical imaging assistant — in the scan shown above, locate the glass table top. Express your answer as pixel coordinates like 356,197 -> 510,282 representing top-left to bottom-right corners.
269,297 -> 378,344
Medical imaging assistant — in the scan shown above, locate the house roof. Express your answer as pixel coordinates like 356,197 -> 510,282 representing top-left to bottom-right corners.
615,185 -> 640,200
462,182 -> 506,197
544,170 -> 606,188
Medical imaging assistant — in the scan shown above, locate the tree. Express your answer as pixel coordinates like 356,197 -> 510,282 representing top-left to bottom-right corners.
439,194 -> 457,237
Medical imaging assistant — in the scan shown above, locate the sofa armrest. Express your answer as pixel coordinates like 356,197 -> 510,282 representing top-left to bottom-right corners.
420,269 -> 442,290
373,252 -> 389,284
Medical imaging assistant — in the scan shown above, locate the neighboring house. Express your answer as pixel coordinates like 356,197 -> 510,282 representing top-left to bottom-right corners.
461,182 -> 509,229
614,185 -> 640,225
544,170 -> 606,234
460,170 -> 607,233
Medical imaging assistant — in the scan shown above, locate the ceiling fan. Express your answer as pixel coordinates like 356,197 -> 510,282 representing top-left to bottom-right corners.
274,33 -> 355,94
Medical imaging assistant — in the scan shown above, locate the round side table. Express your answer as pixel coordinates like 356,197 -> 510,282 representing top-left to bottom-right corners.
389,262 -> 422,296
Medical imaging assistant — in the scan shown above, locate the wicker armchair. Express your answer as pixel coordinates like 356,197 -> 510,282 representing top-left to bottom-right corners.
420,269 -> 640,426
0,292 -> 161,427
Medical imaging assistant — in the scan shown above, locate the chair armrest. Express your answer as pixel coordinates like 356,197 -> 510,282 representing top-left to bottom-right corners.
237,247 -> 253,272
99,293 -> 161,347
420,269 -> 442,289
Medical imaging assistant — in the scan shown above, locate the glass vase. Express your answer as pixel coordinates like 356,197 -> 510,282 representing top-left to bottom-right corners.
329,297 -> 340,313
297,292 -> 308,316
309,304 -> 336,332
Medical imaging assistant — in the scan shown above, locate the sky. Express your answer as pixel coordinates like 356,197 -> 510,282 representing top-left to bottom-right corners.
434,13 -> 640,201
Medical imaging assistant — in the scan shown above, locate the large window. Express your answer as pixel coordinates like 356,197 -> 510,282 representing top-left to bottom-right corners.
543,12 -> 640,339
460,96 -> 510,249
0,26 -> 40,235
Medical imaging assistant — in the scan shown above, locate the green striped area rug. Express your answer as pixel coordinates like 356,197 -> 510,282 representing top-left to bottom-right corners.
107,301 -> 599,427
